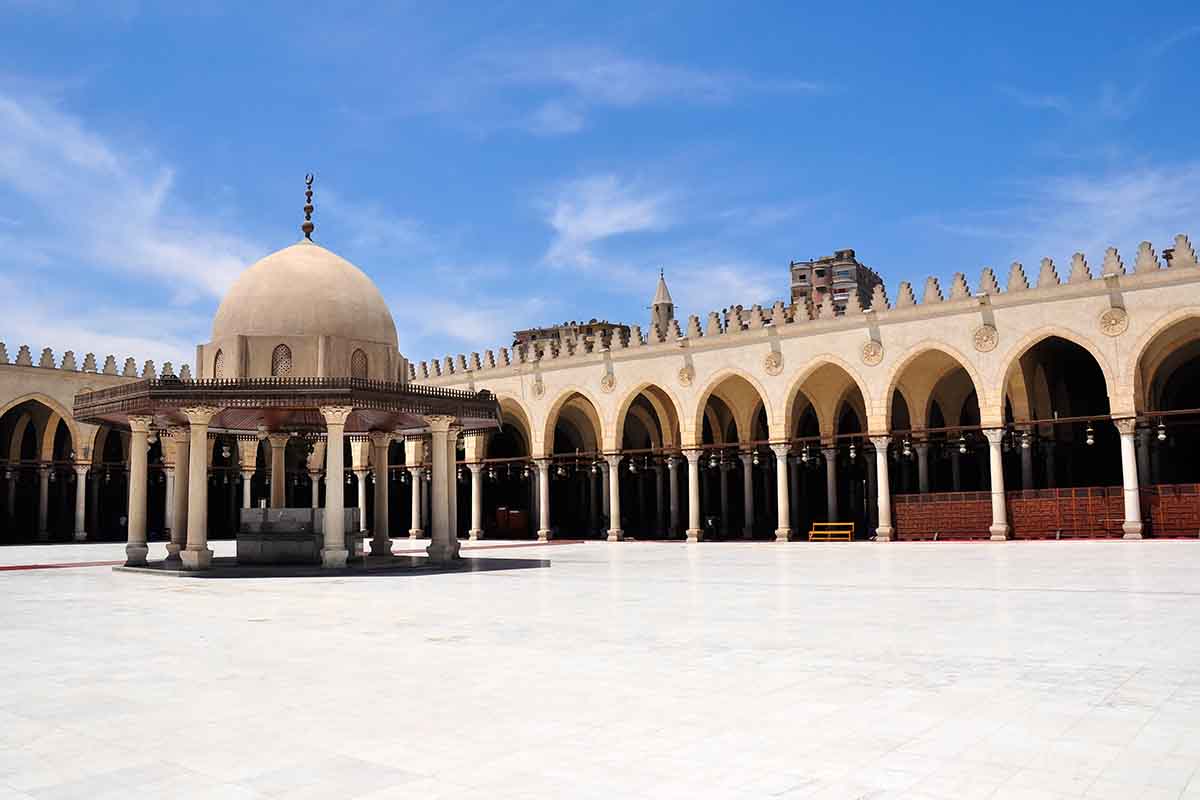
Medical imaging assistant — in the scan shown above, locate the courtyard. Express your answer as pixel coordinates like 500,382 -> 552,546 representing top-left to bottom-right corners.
1,539 -> 1198,799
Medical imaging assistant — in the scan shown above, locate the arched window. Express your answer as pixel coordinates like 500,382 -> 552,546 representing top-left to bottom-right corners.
351,348 -> 368,379
271,344 -> 292,377
213,349 -> 225,379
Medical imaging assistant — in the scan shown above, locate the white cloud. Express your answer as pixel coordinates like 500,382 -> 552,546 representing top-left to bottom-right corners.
400,294 -> 558,359
998,84 -> 1070,113
544,174 -> 672,266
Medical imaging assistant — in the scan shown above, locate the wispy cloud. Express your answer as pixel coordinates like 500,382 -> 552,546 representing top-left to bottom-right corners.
543,174 -> 672,267
998,84 -> 1070,113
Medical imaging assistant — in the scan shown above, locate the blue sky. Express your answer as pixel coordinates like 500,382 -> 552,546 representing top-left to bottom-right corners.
1,2 -> 1197,370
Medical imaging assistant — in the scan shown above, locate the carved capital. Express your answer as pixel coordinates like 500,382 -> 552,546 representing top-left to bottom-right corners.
127,415 -> 155,434
770,443 -> 790,458
424,414 -> 459,433
1112,417 -> 1137,436
320,405 -> 354,427
73,464 -> 90,477
739,452 -> 754,465
368,431 -> 392,449
869,435 -> 891,450
605,454 -> 622,468
167,426 -> 190,444
982,428 -> 1006,445
267,432 -> 291,449
181,405 -> 220,426
466,462 -> 484,474
683,450 -> 702,464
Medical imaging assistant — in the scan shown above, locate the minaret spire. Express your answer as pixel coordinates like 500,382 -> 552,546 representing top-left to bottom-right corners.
301,173 -> 315,241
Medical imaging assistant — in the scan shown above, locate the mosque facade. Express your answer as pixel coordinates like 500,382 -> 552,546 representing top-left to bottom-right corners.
2,213 -> 1199,550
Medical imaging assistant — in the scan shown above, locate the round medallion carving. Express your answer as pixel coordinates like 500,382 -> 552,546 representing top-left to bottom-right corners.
973,324 -> 999,352
763,351 -> 783,376
532,378 -> 545,398
677,366 -> 694,387
861,341 -> 883,366
1099,308 -> 1129,337
599,373 -> 616,393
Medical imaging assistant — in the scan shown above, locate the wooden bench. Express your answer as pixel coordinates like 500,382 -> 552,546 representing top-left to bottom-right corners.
808,522 -> 854,542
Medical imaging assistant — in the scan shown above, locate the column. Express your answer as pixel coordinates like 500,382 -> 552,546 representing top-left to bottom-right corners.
181,407 -> 217,569
600,460 -> 611,522
589,466 -> 601,535
685,450 -> 702,542
467,463 -> 484,540
355,468 -> 369,536
914,443 -> 930,494
655,464 -> 666,536
637,465 -> 647,536
267,433 -> 288,508
1044,439 -> 1057,488
425,415 -> 462,562
37,465 -> 50,541
167,428 -> 188,564
983,429 -> 1009,541
408,467 -> 423,538
5,470 -> 15,527
309,470 -> 321,509
421,475 -> 430,535
370,432 -> 392,555
236,468 -> 251,509
950,450 -> 962,491
718,460 -> 730,537
536,458 -> 552,541
771,444 -> 791,541
869,436 -> 893,540
864,447 -> 877,532
1115,419 -> 1143,539
72,464 -> 89,542
667,457 -> 680,536
605,455 -> 622,541
124,416 -> 153,565
319,406 -> 352,567
1019,429 -> 1034,490
1135,427 -> 1152,488
163,464 -> 174,539
739,453 -> 755,539
789,457 -> 801,533
823,446 -> 839,522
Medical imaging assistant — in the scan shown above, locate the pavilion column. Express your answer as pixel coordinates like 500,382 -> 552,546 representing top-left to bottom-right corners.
1115,419 -> 1143,539
309,470 -> 321,509
166,428 -> 188,564
267,433 -> 288,508
1135,427 -> 1152,487
667,457 -> 680,536
869,436 -> 893,541
654,463 -> 665,535
408,467 -> 423,537
823,446 -> 839,522
467,463 -> 484,541
36,465 -> 50,541
181,407 -> 217,569
739,453 -> 754,539
241,470 -> 253,508
319,406 -> 353,568
73,464 -> 89,542
914,443 -> 930,494
421,477 -> 430,535
600,460 -> 611,523
984,429 -> 1010,541
533,458 -> 551,541
425,415 -> 462,562
605,455 -> 623,541
1019,429 -> 1035,490
124,416 -> 153,565
355,469 -> 369,535
685,450 -> 702,542
163,464 -> 174,538
772,444 -> 791,541
370,432 -> 392,555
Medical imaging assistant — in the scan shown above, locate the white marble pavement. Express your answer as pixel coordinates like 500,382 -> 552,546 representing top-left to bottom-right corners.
1,539 -> 1200,799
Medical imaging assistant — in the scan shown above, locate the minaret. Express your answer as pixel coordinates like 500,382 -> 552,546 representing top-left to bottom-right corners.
650,269 -> 674,337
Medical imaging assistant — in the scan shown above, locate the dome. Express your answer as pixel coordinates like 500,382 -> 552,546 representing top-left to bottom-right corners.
211,241 -> 398,347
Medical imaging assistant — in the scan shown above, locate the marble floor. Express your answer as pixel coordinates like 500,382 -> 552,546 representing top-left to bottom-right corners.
1,538 -> 1199,799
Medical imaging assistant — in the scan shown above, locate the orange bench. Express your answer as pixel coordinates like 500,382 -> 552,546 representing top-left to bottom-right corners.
808,522 -> 854,541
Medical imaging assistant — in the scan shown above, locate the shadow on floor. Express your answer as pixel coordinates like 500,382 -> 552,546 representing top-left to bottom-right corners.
114,555 -> 551,579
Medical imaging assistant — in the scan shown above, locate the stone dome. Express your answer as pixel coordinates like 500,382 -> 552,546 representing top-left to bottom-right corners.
211,241 -> 398,347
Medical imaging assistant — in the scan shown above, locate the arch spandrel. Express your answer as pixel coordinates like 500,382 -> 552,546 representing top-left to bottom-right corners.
993,326 -> 1120,419
690,368 -> 773,447
882,341 -> 988,429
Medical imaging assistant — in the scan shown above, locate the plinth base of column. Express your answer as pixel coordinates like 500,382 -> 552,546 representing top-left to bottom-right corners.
606,529 -> 623,542
989,524 -> 1011,541
774,528 -> 791,542
875,526 -> 893,542
37,530 -> 49,542
743,528 -> 753,540
369,538 -> 393,556
164,542 -> 182,564
537,529 -> 552,542
180,547 -> 213,570
1122,521 -> 1144,539
73,530 -> 87,543
124,543 -> 148,566
467,529 -> 483,541
321,547 -> 348,568
426,540 -> 460,562
686,528 -> 702,542
408,529 -> 423,539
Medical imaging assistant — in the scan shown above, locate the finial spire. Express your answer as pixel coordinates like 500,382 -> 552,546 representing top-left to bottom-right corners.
301,173 -> 315,241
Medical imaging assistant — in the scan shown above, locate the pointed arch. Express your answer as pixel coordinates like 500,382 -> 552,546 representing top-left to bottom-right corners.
783,356 -> 871,440
883,342 -> 986,430
995,327 -> 1117,417
611,381 -> 684,451
690,368 -> 772,447
541,388 -> 605,457
0,393 -> 81,454
1127,307 -> 1200,413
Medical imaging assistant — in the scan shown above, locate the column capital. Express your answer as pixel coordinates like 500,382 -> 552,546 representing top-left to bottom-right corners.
73,464 -> 91,476
181,405 -> 220,426
127,415 -> 155,434
320,405 -> 354,427
982,428 -> 1006,445
604,454 -> 622,468
1112,417 -> 1137,436
912,442 -> 929,454
267,432 -> 291,448
368,430 -> 393,448
353,467 -> 369,477
683,449 -> 702,464
407,465 -> 422,476
821,444 -> 838,456
424,414 -> 459,432
466,462 -> 484,474
241,469 -> 255,480
869,434 -> 891,449
770,443 -> 790,458
167,425 -> 190,443
739,452 -> 754,465
37,463 -> 52,476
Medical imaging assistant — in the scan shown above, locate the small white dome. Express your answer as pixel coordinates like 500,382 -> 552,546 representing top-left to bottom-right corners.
212,241 -> 398,347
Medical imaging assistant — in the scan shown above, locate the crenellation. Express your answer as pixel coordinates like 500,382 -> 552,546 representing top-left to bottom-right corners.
629,324 -> 644,347
1037,257 -> 1060,288
142,360 -> 156,379
82,353 -> 97,372
922,277 -> 944,304
869,284 -> 889,311
979,267 -> 1001,295
457,354 -> 468,372
485,350 -> 495,369
706,312 -> 722,336
0,343 -> 7,365
39,348 -> 55,368
1135,241 -> 1160,273
1068,252 -> 1092,284
649,323 -> 663,343
469,353 -> 481,371
161,361 -> 175,378
444,356 -> 454,375
432,360 -> 442,377
122,358 -> 137,377
179,364 -> 192,380
102,355 -> 117,375
748,305 -> 765,328
1101,247 -> 1125,276
1008,262 -> 1030,291
949,272 -> 971,300
16,346 -> 33,367
669,319 -> 683,339
896,282 -> 917,308
771,300 -> 787,323
817,294 -> 836,319
687,315 -> 702,338
61,351 -> 77,371
1171,234 -> 1198,268
499,347 -> 511,366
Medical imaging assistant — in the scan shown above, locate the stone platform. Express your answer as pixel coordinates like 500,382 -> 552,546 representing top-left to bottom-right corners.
236,507 -> 360,564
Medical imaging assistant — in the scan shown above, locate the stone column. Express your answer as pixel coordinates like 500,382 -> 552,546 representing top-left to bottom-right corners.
789,457 -> 802,533
73,464 -> 89,542
5,469 -> 15,528
983,429 -> 1009,541
870,436 -> 893,540
163,464 -> 174,539
605,455 -> 623,541
124,416 -> 153,565
1115,419 -> 1143,539
408,467 -> 423,538
718,460 -> 730,537
36,465 -> 50,541
1044,439 -> 1057,488
166,428 -> 188,564
354,469 -> 369,535
467,463 -> 484,540
181,407 -> 217,569
319,406 -> 352,568
772,444 -> 791,541
739,453 -> 754,539
240,470 -> 253,509
535,458 -> 552,541
1135,427 -> 1152,488
421,476 -> 430,535
654,464 -> 665,535
950,450 -> 962,491
267,433 -> 288,508
914,443 -> 930,494
1019,430 -> 1035,490
864,447 -> 877,532
309,470 -> 321,509
823,447 -> 839,522
667,457 -> 680,536
425,415 -> 461,562
370,432 -> 392,555
589,466 -> 601,535
600,460 -> 611,522
685,450 -> 702,542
